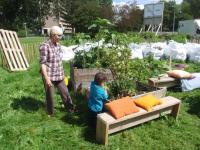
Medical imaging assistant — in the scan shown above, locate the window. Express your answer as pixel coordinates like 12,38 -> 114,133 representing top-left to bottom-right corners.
196,28 -> 200,34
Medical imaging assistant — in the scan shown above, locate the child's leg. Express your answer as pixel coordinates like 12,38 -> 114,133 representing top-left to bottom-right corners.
88,109 -> 99,127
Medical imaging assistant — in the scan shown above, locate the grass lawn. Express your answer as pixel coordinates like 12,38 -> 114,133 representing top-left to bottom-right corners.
0,60 -> 200,149
19,37 -> 47,44
0,38 -> 200,149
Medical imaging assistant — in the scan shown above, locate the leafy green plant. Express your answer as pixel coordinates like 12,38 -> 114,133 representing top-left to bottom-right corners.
73,47 -> 102,68
17,30 -> 27,37
98,34 -> 136,97
170,34 -> 187,43
73,33 -> 91,45
130,56 -> 168,82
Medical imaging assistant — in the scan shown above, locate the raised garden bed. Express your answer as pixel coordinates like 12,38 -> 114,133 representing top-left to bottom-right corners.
70,64 -> 113,91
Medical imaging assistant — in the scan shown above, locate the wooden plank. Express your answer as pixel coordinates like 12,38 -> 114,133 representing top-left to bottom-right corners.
0,30 -> 15,71
96,115 -> 109,145
4,30 -> 19,70
109,107 -> 173,134
6,31 -> 23,70
13,32 -> 29,68
133,87 -> 167,99
9,31 -> 26,69
0,29 -> 29,71
99,96 -> 180,125
171,103 -> 181,119
1,30 -> 19,70
71,66 -> 113,90
148,76 -> 179,88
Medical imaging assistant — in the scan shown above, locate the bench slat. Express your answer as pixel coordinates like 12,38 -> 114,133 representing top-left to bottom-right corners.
98,96 -> 181,124
109,107 -> 173,134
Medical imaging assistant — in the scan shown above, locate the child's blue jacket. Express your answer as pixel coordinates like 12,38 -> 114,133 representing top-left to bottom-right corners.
88,81 -> 108,112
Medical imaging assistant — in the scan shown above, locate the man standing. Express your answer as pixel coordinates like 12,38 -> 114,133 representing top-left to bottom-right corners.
39,26 -> 76,117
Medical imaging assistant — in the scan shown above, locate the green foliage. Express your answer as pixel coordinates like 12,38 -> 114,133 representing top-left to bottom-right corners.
101,46 -> 136,97
17,30 -> 27,38
128,32 -> 144,43
115,2 -> 143,32
72,30 -> 191,97
73,33 -> 91,45
130,56 -> 168,82
170,34 -> 187,43
88,18 -> 114,39
1,37 -> 200,149
62,0 -> 101,33
139,32 -> 160,43
183,0 -> 200,18
99,0 -> 112,6
89,18 -> 113,30
0,0 -> 51,32
1,58 -> 200,149
73,47 -> 102,69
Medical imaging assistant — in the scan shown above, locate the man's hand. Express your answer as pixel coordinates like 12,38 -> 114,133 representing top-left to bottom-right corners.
41,64 -> 52,87
46,78 -> 53,87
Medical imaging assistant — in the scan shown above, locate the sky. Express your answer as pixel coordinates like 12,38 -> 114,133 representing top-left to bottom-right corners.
113,0 -> 183,6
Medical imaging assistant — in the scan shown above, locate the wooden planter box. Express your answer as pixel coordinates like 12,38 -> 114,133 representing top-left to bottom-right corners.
70,65 -> 113,91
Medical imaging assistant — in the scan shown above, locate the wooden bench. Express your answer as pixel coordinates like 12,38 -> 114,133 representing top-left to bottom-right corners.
148,76 -> 180,88
96,96 -> 181,145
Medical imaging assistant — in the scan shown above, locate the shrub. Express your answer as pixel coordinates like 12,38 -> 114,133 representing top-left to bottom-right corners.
170,34 -> 187,43
17,30 -> 27,37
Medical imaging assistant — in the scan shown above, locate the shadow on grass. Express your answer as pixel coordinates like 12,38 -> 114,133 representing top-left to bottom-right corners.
167,85 -> 182,92
61,113 -> 97,143
185,96 -> 200,118
11,97 -> 45,112
60,92 -> 97,144
167,87 -> 200,117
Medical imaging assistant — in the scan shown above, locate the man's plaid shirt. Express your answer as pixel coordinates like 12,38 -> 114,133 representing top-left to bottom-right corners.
39,40 -> 64,81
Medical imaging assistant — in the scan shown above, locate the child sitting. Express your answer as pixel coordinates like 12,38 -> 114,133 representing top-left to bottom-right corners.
88,72 -> 109,127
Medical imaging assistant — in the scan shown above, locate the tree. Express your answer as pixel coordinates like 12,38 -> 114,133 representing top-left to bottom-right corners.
113,2 -> 143,32
0,0 -> 52,33
183,0 -> 200,18
62,0 -> 102,32
99,0 -> 114,21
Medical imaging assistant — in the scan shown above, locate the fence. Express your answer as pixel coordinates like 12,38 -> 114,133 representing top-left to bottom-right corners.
22,42 -> 41,64
0,42 -> 41,69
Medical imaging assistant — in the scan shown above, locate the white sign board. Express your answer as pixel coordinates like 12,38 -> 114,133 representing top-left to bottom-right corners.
144,2 -> 164,18
143,2 -> 164,25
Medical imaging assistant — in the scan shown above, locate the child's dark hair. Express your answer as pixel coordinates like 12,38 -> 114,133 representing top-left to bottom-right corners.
94,72 -> 107,85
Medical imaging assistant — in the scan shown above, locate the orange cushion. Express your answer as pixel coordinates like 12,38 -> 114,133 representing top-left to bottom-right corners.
166,70 -> 193,79
105,96 -> 139,119
134,94 -> 162,111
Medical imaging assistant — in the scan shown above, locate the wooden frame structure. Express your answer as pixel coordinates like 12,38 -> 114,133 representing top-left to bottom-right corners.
96,89 -> 181,145
0,29 -> 29,71
70,64 -> 113,91
148,76 -> 180,88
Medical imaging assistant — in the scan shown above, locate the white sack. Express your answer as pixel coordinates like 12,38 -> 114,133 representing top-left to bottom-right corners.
61,45 -> 76,61
163,41 -> 187,61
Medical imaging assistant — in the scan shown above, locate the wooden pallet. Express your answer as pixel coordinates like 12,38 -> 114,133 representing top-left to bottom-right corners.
0,29 -> 29,71
96,95 -> 181,145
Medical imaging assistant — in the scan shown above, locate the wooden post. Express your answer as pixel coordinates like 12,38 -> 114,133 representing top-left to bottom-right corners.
171,103 -> 181,120
96,117 -> 109,145
169,55 -> 172,71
